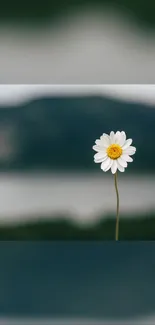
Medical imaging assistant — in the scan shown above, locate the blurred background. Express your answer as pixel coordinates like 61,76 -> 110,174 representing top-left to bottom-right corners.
0,84 -> 155,238
0,0 -> 155,82
0,85 -> 155,324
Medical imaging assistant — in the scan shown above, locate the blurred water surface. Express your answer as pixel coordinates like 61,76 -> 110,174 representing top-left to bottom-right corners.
0,318 -> 155,325
0,173 -> 154,224
0,242 -> 155,321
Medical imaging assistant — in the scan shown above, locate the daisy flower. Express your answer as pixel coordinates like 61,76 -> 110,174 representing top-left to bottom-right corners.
93,131 -> 136,174
92,131 -> 136,241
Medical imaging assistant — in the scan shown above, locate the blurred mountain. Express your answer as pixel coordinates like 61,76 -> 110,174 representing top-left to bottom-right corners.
0,95 -> 154,172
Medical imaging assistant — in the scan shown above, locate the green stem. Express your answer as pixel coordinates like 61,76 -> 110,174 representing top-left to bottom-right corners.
114,172 -> 119,241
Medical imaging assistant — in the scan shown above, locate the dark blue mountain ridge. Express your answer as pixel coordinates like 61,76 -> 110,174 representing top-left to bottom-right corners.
0,95 -> 154,171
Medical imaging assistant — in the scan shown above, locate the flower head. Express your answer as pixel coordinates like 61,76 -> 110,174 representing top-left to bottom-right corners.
93,131 -> 136,174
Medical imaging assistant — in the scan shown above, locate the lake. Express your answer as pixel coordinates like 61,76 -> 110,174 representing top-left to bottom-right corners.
0,242 -> 155,321
0,317 -> 155,325
0,173 -> 154,224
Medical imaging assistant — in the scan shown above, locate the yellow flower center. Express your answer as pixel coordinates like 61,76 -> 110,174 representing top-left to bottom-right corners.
107,144 -> 122,159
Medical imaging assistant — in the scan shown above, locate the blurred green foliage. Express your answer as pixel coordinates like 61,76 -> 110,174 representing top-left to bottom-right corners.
1,212 -> 155,240
0,0 -> 155,28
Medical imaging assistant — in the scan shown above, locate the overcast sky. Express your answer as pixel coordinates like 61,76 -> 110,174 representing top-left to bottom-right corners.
0,85 -> 155,106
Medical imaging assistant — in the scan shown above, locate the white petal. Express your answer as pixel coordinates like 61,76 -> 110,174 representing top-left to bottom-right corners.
94,152 -> 107,163
95,139 -> 102,146
100,134 -> 110,147
101,157 -> 111,171
94,152 -> 107,159
94,139 -> 107,151
104,159 -> 113,172
117,161 -> 125,172
117,157 -> 127,168
92,145 -> 101,152
111,160 -> 118,174
121,153 -> 133,162
110,131 -> 115,144
122,139 -> 133,150
124,146 -> 136,156
119,131 -> 126,146
93,145 -> 106,152
94,157 -> 107,163
114,131 -> 121,144
101,133 -> 109,138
